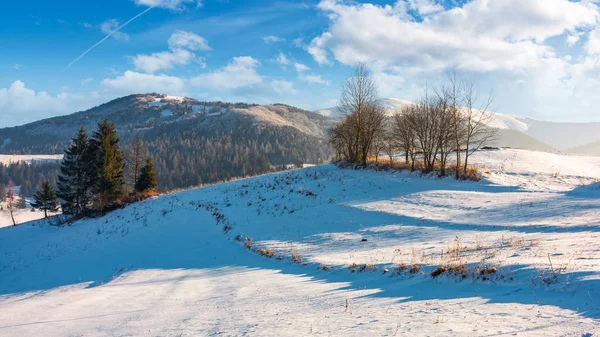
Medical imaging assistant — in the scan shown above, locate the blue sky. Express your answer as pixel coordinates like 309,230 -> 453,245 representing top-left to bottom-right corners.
2,0 -> 600,127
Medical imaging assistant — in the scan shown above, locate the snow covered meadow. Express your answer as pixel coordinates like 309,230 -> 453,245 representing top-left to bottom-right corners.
1,148 -> 599,336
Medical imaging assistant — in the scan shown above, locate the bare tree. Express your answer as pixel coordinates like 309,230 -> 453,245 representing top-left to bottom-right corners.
126,137 -> 148,191
6,182 -> 16,226
382,125 -> 397,164
462,80 -> 497,173
336,62 -> 386,165
438,73 -> 467,179
394,107 -> 417,170
411,89 -> 446,173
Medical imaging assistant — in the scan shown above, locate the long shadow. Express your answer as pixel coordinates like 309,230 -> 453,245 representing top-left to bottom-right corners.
1,168 -> 599,326
0,200 -> 599,327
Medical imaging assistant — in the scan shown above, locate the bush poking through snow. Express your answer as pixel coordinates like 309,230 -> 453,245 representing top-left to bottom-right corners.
258,247 -> 276,258
291,253 -> 302,263
409,264 -> 421,274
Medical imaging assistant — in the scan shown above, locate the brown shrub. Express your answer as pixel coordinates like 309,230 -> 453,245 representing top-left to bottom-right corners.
409,264 -> 421,274
431,266 -> 447,278
244,238 -> 253,249
258,248 -> 275,258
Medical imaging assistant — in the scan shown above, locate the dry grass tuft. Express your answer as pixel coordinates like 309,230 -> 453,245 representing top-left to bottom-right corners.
409,264 -> 421,274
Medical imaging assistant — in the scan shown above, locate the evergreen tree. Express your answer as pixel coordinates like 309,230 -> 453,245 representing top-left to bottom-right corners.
89,120 -> 125,210
31,181 -> 58,218
57,127 -> 93,215
135,156 -> 158,193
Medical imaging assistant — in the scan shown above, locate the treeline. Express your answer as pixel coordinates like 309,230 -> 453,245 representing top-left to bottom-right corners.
330,64 -> 496,179
1,122 -> 330,197
53,120 -> 157,217
0,161 -> 59,197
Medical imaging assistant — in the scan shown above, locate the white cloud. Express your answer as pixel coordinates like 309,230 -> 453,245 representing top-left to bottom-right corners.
102,70 -> 187,95
168,31 -> 211,51
408,0 -> 443,15
190,56 -> 262,90
308,32 -> 332,65
271,80 -> 297,95
0,81 -> 102,127
132,31 -> 209,73
306,0 -> 600,121
310,0 -> 599,70
263,35 -> 285,43
12,64 -> 21,71
294,63 -> 310,72
100,19 -> 130,41
274,53 -> 290,65
133,49 -> 196,73
133,0 -> 201,10
567,31 -> 584,46
586,28 -> 600,55
299,74 -> 330,85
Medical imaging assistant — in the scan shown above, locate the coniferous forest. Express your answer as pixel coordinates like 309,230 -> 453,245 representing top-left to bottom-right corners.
1,119 -> 330,202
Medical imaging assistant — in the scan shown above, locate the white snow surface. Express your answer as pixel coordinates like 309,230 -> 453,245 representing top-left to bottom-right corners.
1,149 -> 600,336
0,154 -> 62,165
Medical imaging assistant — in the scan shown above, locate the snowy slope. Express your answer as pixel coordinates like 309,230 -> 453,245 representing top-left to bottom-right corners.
1,149 -> 600,336
0,154 -> 62,165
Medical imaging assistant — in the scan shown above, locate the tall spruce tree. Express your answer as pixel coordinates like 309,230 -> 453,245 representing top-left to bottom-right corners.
135,156 -> 158,193
89,120 -> 125,210
31,181 -> 59,218
57,127 -> 93,215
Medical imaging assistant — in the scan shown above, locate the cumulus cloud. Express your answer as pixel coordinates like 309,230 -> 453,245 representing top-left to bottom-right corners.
133,49 -> 196,73
271,80 -> 297,95
306,0 -> 600,120
190,56 -> 262,90
0,81 -> 102,127
168,31 -> 211,51
100,19 -> 130,41
132,31 -> 209,73
102,70 -> 187,95
407,0 -> 443,15
586,28 -> 600,55
310,0 -> 599,70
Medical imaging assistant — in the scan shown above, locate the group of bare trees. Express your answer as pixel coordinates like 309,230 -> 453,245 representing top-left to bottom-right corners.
329,64 -> 497,180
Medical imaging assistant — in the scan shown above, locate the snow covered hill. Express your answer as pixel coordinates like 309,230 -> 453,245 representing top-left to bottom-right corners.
0,94 -> 335,154
1,149 -> 600,336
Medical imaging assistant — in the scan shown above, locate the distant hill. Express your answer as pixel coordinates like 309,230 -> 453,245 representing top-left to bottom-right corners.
0,94 -> 336,190
566,141 -> 600,157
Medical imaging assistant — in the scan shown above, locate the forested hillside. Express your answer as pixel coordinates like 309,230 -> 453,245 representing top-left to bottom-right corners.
0,94 -> 333,193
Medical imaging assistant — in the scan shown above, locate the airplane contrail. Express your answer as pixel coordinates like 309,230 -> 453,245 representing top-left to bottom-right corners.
62,6 -> 155,72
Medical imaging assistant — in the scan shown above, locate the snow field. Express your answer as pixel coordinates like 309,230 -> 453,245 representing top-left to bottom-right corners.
1,148 -> 599,336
